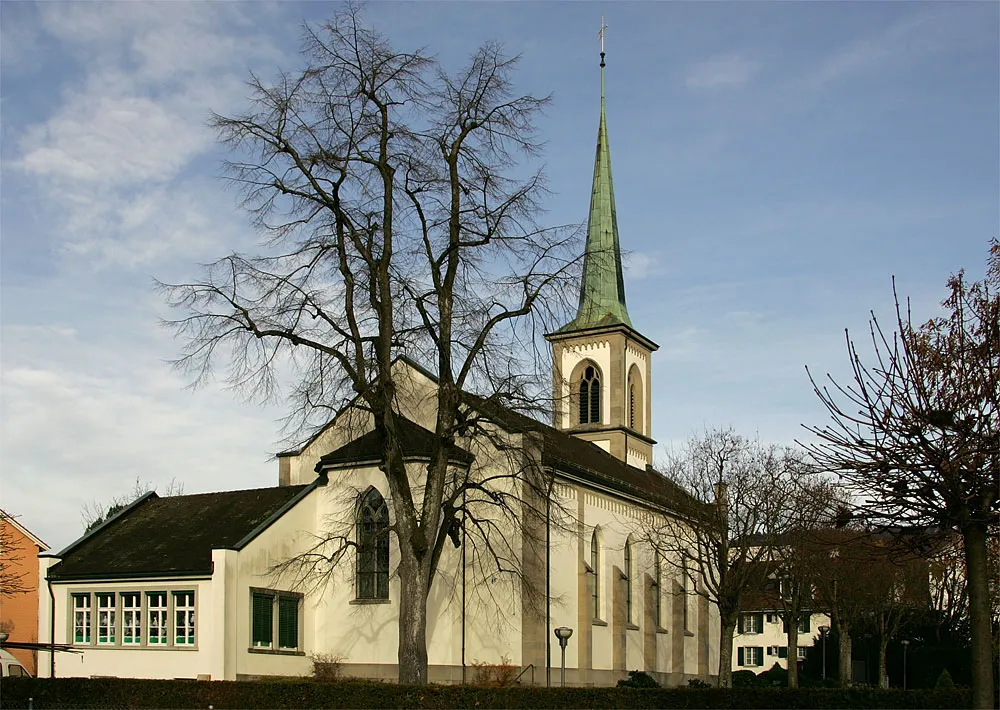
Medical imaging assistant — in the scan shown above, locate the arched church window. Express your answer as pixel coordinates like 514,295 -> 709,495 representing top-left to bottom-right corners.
591,528 -> 601,620
624,536 -> 633,623
357,488 -> 389,599
654,551 -> 662,629
578,365 -> 601,425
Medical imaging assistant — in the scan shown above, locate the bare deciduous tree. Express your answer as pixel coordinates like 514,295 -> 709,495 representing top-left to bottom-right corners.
644,428 -> 798,688
0,513 -> 30,599
159,7 -> 576,684
802,240 -> 999,707
81,477 -> 185,533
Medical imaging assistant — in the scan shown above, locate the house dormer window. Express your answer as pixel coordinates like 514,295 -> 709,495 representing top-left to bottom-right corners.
578,365 -> 601,424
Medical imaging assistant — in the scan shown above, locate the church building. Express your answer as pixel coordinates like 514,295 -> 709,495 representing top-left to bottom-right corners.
37,50 -> 719,686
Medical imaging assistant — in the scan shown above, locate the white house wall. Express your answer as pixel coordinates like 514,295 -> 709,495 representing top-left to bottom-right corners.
732,611 -> 831,672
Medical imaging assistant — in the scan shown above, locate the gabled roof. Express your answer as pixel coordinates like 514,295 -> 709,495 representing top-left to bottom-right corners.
461,391 -> 693,511
0,509 -> 49,551
284,355 -> 696,513
317,417 -> 474,470
47,483 -> 315,581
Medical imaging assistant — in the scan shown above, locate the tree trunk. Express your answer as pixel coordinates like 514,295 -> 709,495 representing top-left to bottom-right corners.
397,546 -> 430,684
718,616 -> 737,688
786,616 -> 799,689
838,622 -> 853,688
877,637 -> 887,689
963,523 -> 996,710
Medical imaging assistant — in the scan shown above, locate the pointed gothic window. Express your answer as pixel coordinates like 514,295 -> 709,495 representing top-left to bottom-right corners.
591,528 -> 601,620
357,488 -> 389,599
624,537 -> 633,624
578,365 -> 601,424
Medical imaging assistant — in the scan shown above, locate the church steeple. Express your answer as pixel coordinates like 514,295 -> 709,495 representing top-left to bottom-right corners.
560,47 -> 631,332
545,30 -> 658,471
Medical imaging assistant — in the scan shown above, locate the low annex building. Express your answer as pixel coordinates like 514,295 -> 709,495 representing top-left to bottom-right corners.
37,51 -> 720,685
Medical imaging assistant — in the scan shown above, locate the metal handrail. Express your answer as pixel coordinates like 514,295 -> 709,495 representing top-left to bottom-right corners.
514,663 -> 535,685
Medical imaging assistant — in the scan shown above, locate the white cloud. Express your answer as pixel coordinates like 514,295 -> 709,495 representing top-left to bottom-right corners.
18,89 -> 210,186
623,251 -> 658,280
0,322 -> 282,550
810,6 -> 995,88
10,3 -> 283,271
685,54 -> 758,89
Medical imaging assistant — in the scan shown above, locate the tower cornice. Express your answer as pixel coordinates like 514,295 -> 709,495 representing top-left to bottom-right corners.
545,321 -> 659,353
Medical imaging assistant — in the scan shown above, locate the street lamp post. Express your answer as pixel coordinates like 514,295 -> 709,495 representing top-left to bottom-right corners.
554,627 -> 574,687
901,640 -> 910,691
818,625 -> 831,681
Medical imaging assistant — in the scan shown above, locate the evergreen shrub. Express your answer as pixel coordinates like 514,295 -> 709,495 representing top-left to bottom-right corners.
0,677 -> 974,709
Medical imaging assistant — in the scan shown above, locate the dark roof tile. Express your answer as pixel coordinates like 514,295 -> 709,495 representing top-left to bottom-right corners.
48,485 -> 311,580
316,418 -> 474,470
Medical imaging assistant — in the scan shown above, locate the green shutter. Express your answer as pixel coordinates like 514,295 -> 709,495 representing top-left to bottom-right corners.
278,597 -> 299,649
737,647 -> 745,666
252,593 -> 273,647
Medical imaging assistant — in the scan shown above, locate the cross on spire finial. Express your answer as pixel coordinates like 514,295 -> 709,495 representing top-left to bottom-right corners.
599,16 -> 608,66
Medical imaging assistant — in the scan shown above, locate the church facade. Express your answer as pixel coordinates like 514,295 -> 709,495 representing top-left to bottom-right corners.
36,53 -> 720,686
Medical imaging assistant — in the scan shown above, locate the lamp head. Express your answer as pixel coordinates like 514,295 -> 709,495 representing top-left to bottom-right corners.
819,625 -> 830,635
554,626 -> 574,648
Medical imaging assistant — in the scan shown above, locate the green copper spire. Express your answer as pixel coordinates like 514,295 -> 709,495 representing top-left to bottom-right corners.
561,48 -> 632,332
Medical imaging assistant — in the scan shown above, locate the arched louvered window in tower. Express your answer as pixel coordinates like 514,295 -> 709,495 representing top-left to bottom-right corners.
357,488 -> 389,599
627,364 -> 643,434
578,365 -> 601,424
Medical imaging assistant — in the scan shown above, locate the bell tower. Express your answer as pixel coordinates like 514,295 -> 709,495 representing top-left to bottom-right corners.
546,43 -> 657,470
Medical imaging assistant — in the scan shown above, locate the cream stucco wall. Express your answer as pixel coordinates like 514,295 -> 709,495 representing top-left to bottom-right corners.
557,340 -> 612,430
732,611 -> 830,672
38,571 -> 215,679
39,365 -> 717,685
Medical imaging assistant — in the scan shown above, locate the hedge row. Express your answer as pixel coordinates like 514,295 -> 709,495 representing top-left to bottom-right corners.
0,677 -> 973,709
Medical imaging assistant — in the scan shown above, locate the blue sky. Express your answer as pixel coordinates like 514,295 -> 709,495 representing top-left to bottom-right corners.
2,1 -> 997,550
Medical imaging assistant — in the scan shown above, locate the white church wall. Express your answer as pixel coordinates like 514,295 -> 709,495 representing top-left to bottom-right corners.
233,486 -> 320,679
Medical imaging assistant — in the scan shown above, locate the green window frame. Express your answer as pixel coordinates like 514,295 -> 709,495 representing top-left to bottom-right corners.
147,592 -> 168,645
121,592 -> 141,645
252,592 -> 274,648
278,596 -> 299,649
96,592 -> 115,644
174,591 -> 196,645
73,594 -> 91,644
252,589 -> 301,651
